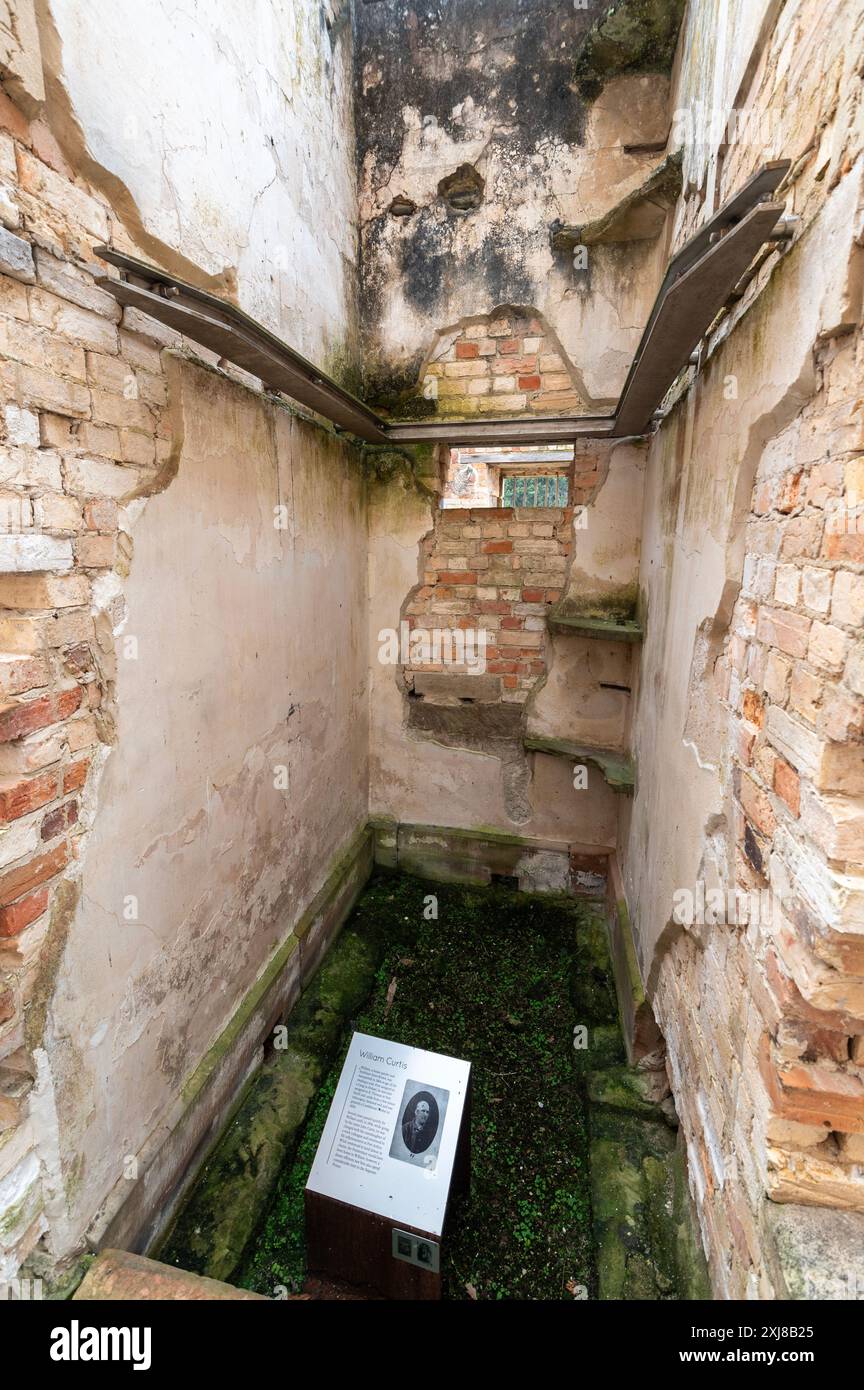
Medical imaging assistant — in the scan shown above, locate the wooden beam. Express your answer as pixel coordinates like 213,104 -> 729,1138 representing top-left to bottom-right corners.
612,200 -> 785,438
95,249 -> 390,444
387,416 -> 614,445
95,164 -> 791,453
611,161 -> 790,439
96,250 -> 613,448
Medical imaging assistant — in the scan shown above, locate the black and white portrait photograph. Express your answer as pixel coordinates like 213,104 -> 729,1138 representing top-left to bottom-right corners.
389,1081 -> 450,1170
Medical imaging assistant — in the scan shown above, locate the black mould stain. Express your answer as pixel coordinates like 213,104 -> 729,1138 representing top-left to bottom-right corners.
393,207 -> 538,323
362,355 -> 436,418
574,0 -> 686,100
354,0 -> 592,164
399,209 -> 454,316
354,1 -> 596,382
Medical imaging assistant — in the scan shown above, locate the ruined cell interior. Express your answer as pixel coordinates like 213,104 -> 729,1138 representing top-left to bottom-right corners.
0,0 -> 863,1303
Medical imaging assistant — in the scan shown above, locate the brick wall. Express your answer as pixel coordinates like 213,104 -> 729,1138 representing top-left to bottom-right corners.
404,505 -> 573,702
725,332 -> 864,1187
623,0 -> 864,1300
421,309 -> 584,419
0,94 -> 187,1279
650,311 -> 864,1300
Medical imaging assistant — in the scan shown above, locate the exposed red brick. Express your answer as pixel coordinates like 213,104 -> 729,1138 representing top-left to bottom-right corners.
0,844 -> 69,907
773,758 -> 801,816
492,354 -> 536,375
0,89 -> 31,142
0,770 -> 60,821
737,725 -> 755,766
756,606 -> 811,658
41,800 -> 78,841
0,654 -> 49,698
455,341 -> 478,359
482,540 -> 512,554
782,1021 -> 851,1065
770,1058 -> 864,1133
764,949 -> 863,1034
742,688 -> 765,727
777,471 -> 803,513
0,887 -> 50,939
62,758 -> 90,795
824,530 -> 864,562
0,686 -> 82,745
737,768 -> 777,837
84,498 -> 119,533
518,374 -> 541,391
522,588 -> 544,602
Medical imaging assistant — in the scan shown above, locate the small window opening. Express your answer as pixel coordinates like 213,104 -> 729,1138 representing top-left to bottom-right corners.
441,445 -> 574,509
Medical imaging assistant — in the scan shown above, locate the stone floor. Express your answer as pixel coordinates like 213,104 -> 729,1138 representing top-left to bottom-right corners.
145,873 -> 710,1300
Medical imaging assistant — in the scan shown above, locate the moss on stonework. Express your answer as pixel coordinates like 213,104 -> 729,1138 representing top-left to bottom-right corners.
321,342 -> 365,402
161,871 -> 707,1300
358,443 -> 435,498
559,582 -> 640,624
361,362 -> 437,421
574,0 -> 687,100
158,922 -> 392,1282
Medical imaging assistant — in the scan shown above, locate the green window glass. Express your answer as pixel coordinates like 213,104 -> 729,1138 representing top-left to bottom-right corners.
501,474 -> 569,507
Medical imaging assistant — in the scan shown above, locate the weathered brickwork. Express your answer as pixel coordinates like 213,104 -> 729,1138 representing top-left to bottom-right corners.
627,0 -> 864,1301
725,336 -> 863,1194
402,444 -> 605,706
0,91 -> 187,1279
404,505 -> 573,703
421,309 -> 584,419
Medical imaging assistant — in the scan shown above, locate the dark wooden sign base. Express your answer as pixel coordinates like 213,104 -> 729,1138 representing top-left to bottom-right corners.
305,1086 -> 470,1301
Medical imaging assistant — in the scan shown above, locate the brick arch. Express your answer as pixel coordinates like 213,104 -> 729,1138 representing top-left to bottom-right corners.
417,305 -> 589,420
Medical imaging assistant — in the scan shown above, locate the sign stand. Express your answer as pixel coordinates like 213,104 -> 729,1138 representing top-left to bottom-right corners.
305,1032 -> 472,1299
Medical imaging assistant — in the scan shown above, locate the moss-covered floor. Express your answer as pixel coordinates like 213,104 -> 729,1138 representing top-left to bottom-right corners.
158,872 -> 709,1300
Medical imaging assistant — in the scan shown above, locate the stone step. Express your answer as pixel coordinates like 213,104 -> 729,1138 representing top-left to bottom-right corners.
523,734 -> 636,792
546,609 -> 644,642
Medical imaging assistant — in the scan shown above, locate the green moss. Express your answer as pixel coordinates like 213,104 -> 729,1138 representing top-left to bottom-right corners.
237,876 -> 603,1299
362,362 -> 437,421
587,1066 -> 667,1120
574,0 -> 687,100
322,342 -> 365,401
558,581 -> 641,624
524,735 -> 635,792
161,871 -> 707,1301
358,443 -> 435,498
181,933 -> 300,1108
0,1190 -> 38,1240
158,922 -> 387,1283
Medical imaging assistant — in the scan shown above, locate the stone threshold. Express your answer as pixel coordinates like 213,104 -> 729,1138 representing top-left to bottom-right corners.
371,816 -> 611,894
